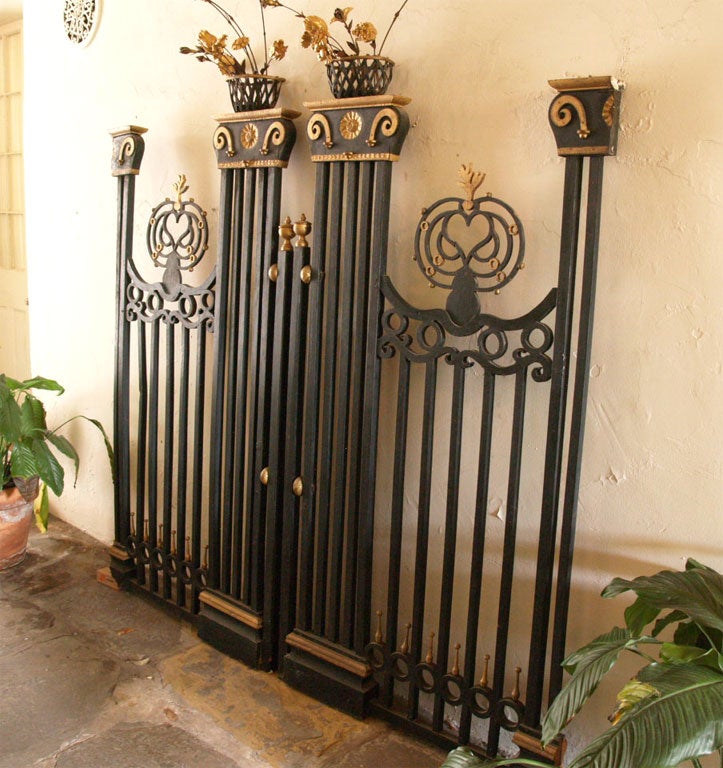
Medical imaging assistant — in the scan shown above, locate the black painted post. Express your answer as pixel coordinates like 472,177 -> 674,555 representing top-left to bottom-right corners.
109,125 -> 146,587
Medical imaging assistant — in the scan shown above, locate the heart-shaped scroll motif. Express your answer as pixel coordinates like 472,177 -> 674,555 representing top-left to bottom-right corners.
146,178 -> 209,298
414,193 -> 525,324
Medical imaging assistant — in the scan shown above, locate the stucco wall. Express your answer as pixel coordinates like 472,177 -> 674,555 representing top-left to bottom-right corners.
23,0 -> 723,758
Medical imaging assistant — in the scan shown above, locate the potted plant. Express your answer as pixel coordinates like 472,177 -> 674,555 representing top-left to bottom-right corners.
0,374 -> 113,569
265,1 -> 410,98
180,0 -> 288,111
442,559 -> 723,768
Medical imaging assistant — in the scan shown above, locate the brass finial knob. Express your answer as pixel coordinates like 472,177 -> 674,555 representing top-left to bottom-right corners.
426,631 -> 435,665
300,265 -> 313,284
511,667 -> 522,701
374,610 -> 383,644
268,263 -> 279,282
480,653 -> 490,688
452,643 -> 461,677
400,622 -> 411,655
279,216 -> 294,251
294,213 -> 311,247
292,477 -> 304,497
260,467 -> 269,486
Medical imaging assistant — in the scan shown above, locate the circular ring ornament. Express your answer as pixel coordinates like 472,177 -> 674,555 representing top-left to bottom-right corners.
63,0 -> 102,47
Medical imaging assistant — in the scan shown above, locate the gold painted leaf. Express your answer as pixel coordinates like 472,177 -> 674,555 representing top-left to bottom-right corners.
352,21 -> 377,43
232,36 -> 250,50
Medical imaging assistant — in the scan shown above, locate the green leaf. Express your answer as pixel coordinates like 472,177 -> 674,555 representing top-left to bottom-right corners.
603,569 -> 723,634
0,389 -> 23,443
9,441 -> 39,479
624,597 -> 660,636
568,663 -> 723,768
31,438 -> 65,496
46,432 -> 79,485
653,610 -> 689,638
51,415 -> 115,485
609,679 -> 659,724
542,627 -> 635,744
673,620 -> 705,647
11,376 -> 64,394
20,395 -> 47,436
686,558 -> 717,573
34,482 -> 49,532
660,643 -> 710,664
440,750 -> 549,768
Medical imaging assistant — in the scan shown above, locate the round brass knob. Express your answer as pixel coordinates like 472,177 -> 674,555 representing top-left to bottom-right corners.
260,467 -> 269,486
292,477 -> 304,497
300,265 -> 312,284
268,264 -> 279,282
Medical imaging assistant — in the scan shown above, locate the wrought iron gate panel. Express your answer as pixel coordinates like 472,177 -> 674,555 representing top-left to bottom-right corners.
110,127 -> 214,613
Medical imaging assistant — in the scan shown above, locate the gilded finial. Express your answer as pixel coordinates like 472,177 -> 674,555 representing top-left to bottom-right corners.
185,536 -> 191,561
459,163 -> 486,212
400,622 -> 412,655
512,666 -> 522,701
452,643 -> 461,677
426,631 -> 435,664
279,216 -> 294,252
203,544 -> 209,570
375,610 -> 383,644
480,653 -> 490,687
172,174 -> 189,211
294,213 -> 311,248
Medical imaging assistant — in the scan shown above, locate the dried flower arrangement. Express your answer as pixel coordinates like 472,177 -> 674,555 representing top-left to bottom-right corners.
180,0 -> 288,75
263,1 -> 410,63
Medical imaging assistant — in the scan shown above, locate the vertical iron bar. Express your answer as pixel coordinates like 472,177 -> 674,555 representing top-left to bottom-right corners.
230,169 -> 256,600
221,171 -> 244,596
313,161 -> 344,637
459,370 -> 496,744
354,161 -> 393,655
147,322 -> 161,594
135,322 -> 148,586
192,325 -> 208,611
549,156 -> 605,701
524,156 -> 584,727
162,322 -> 175,600
250,168 -> 278,613
328,162 -> 359,643
176,326 -> 191,607
382,355 -> 411,704
277,234 -> 310,665
340,161 -> 374,647
487,369 -> 528,757
208,168 -> 235,591
432,362 -> 466,732
407,359 -> 438,719
298,162 -> 330,632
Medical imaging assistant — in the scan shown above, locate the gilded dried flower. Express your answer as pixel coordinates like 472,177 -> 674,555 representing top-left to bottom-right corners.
304,15 -> 330,46
352,21 -> 376,43
270,39 -> 288,60
232,36 -> 251,50
332,7 -> 353,23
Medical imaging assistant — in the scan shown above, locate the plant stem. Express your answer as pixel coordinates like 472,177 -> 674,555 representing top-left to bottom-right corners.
203,0 -> 259,72
378,0 -> 409,55
690,758 -> 703,768
258,0 -> 269,72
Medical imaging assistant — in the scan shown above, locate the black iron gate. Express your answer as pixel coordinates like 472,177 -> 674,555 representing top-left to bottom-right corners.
110,77 -> 622,761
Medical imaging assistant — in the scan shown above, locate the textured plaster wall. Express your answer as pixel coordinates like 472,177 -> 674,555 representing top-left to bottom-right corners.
23,0 -> 723,757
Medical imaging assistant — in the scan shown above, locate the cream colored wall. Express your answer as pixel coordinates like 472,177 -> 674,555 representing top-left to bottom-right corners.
23,0 -> 723,758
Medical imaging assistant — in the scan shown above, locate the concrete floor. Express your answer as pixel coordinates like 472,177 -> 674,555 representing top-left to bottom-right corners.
0,519 -> 448,768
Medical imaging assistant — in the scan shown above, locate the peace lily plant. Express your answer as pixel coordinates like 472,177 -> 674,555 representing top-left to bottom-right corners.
0,374 -> 113,531
443,559 -> 723,768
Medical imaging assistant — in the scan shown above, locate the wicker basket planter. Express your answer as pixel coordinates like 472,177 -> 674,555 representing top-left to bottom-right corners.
226,74 -> 285,112
326,56 -> 394,99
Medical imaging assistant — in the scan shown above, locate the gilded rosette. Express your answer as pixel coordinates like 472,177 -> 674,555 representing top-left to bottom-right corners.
548,76 -> 624,156
304,95 -> 411,162
110,125 -> 147,176
213,108 -> 301,169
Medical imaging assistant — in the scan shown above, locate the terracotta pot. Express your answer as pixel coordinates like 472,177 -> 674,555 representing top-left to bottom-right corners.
0,486 -> 35,570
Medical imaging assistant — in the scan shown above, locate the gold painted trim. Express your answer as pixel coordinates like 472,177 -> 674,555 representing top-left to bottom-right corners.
308,113 -> 334,148
199,590 -> 263,630
214,108 -> 302,123
117,136 -> 136,165
108,544 -> 131,561
111,168 -> 141,177
109,125 -> 148,137
550,94 -> 591,139
340,111 -> 363,140
286,631 -> 372,677
311,152 -> 400,163
218,160 -> 289,169
213,126 -> 236,158
556,146 -> 611,156
304,94 -> 411,111
261,120 -> 286,155
240,123 -> 259,150
513,732 -> 565,764
548,76 -> 622,92
367,107 -> 398,147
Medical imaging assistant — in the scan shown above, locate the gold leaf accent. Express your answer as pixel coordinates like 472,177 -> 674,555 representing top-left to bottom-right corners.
340,111 -> 363,140
458,163 -> 486,211
241,123 -> 259,149
602,94 -> 615,127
